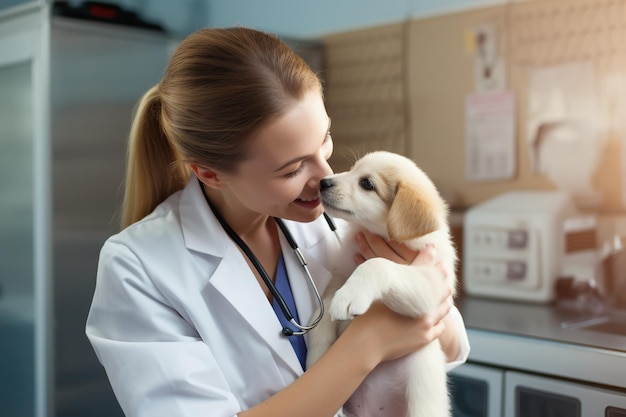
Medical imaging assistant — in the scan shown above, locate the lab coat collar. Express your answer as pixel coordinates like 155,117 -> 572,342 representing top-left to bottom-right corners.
179,176 -> 231,257
178,175 -> 332,260
177,176 -> 332,376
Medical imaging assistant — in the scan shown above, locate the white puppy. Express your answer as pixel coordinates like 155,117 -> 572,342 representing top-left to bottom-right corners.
307,151 -> 457,417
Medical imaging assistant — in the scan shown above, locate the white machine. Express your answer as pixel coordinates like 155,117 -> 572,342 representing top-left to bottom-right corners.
463,191 -> 598,303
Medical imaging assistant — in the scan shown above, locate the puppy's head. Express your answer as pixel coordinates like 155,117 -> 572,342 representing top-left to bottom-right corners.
320,151 -> 447,242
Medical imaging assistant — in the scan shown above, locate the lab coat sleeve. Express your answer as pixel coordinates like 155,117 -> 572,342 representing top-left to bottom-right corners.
86,240 -> 241,417
445,306 -> 470,372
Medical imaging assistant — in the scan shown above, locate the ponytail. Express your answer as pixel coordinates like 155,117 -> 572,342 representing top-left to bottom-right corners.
120,85 -> 190,229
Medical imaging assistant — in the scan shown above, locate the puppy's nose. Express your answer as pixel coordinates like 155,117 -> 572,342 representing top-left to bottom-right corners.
319,178 -> 334,190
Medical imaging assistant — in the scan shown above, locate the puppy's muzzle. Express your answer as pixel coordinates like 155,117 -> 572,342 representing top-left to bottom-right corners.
319,178 -> 335,191
320,178 -> 347,213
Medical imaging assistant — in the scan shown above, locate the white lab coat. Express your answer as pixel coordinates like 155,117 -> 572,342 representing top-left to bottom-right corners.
86,176 -> 469,417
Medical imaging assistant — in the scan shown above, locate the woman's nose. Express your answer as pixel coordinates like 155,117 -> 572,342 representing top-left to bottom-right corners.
319,160 -> 333,178
307,158 -> 333,188
314,152 -> 333,177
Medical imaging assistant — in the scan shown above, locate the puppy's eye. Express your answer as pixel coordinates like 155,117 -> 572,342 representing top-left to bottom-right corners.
359,177 -> 375,191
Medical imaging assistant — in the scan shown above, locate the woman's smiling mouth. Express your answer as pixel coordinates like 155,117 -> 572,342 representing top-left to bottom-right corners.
295,196 -> 321,208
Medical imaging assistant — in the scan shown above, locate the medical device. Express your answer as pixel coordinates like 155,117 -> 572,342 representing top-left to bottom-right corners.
463,191 -> 597,303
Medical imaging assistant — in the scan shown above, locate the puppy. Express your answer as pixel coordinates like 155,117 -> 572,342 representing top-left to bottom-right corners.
307,151 -> 457,417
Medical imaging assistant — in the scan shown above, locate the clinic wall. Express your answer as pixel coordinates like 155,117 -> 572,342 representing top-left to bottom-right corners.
57,0 -> 511,38
205,0 -> 511,38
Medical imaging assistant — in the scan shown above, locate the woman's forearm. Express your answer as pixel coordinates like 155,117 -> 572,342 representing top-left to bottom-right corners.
238,322 -> 376,417
239,300 -> 443,417
439,312 -> 461,362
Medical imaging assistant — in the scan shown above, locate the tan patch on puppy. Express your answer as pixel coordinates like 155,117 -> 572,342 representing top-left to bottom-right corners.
387,180 -> 441,242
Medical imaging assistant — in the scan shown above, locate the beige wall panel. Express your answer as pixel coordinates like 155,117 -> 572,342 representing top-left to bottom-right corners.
323,22 -> 408,173
406,5 -> 551,209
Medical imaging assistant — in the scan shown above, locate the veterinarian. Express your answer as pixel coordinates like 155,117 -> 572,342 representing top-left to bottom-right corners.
86,27 -> 470,417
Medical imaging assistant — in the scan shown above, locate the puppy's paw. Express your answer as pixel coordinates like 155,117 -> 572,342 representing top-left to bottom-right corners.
329,283 -> 376,321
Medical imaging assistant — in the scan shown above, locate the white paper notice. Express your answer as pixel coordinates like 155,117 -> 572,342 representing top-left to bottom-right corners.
526,62 -> 603,204
473,24 -> 506,92
465,91 -> 516,181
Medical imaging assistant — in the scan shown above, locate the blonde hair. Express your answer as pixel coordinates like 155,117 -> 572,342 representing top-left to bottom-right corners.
121,27 -> 322,229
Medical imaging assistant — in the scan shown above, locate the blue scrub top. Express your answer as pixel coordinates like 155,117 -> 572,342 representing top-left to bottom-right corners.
271,253 -> 308,370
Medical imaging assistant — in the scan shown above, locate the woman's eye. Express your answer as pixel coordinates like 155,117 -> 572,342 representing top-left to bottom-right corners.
283,165 -> 304,178
359,177 -> 375,191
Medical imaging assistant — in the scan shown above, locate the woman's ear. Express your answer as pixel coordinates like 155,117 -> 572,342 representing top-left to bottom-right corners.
191,164 -> 225,190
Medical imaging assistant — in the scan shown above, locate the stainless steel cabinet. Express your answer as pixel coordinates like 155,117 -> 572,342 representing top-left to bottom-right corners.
51,16 -> 176,417
449,361 -> 626,417
0,9 -> 50,417
0,4 -> 176,416
504,371 -> 626,417
450,363 -> 504,417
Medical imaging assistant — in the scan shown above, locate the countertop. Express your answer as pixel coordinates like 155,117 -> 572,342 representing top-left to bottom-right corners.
457,296 -> 626,388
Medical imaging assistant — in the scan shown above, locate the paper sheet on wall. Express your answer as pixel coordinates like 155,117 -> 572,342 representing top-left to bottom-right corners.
469,24 -> 506,92
526,62 -> 603,204
465,91 -> 516,181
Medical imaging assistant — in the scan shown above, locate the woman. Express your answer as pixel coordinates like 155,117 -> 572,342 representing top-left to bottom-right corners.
86,27 -> 469,417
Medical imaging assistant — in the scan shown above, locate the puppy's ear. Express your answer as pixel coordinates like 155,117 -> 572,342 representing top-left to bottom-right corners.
387,180 -> 441,242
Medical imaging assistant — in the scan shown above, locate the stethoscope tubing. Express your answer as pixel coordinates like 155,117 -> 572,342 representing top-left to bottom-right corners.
200,179 -> 333,336
274,217 -> 325,335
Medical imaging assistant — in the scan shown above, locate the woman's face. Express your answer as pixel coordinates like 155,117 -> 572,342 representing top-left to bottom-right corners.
221,90 -> 334,223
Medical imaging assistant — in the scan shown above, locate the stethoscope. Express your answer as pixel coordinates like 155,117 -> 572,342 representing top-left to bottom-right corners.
199,179 -> 338,336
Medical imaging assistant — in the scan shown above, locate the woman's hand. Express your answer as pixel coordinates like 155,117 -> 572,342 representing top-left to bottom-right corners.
354,229 -> 447,277
353,230 -> 417,265
351,230 -> 459,362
